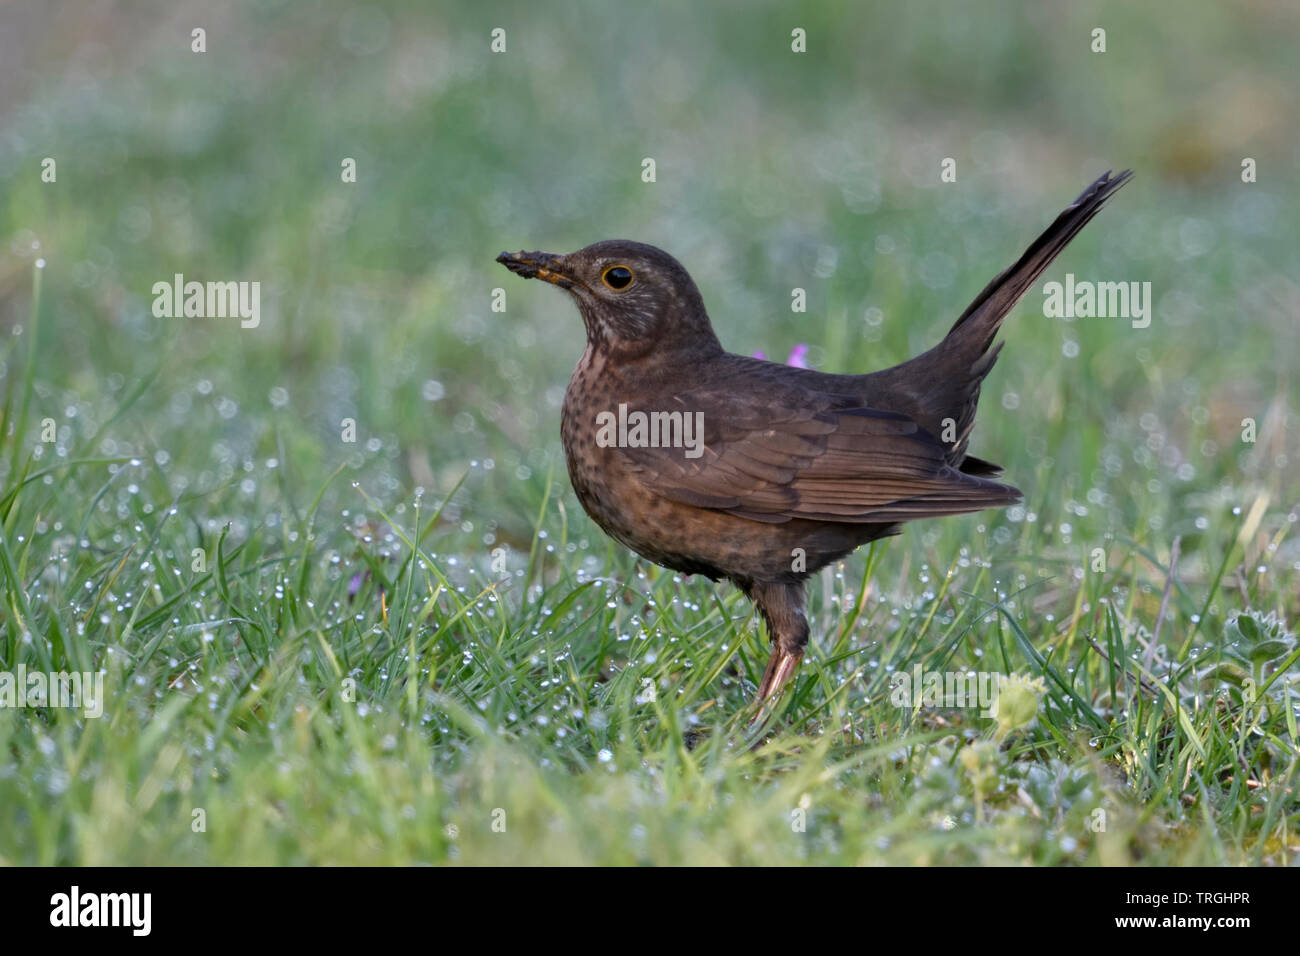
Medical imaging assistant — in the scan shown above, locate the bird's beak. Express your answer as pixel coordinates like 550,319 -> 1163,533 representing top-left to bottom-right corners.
495,250 -> 575,289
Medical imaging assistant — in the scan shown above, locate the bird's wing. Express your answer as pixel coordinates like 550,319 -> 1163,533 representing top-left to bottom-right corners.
609,379 -> 1020,525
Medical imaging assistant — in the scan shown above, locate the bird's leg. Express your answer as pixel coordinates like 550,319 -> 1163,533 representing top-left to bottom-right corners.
756,645 -> 803,702
747,581 -> 809,722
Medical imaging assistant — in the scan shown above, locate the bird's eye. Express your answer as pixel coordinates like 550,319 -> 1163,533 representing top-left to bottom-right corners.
601,266 -> 634,290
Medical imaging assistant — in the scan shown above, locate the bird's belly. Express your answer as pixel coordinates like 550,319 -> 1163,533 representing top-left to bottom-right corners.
561,438 -> 887,583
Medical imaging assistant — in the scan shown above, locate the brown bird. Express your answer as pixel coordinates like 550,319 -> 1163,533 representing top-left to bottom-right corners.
497,170 -> 1131,716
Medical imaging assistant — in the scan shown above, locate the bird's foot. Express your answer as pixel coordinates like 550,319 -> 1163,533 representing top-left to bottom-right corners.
748,646 -> 804,729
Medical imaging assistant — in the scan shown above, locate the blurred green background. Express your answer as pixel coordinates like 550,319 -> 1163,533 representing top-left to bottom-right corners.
3,0 -> 1296,533
0,0 -> 1297,864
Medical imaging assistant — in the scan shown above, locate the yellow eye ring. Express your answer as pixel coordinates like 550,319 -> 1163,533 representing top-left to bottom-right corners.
601,266 -> 634,290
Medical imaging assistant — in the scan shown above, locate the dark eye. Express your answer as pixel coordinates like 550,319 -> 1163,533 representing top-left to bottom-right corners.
601,266 -> 634,290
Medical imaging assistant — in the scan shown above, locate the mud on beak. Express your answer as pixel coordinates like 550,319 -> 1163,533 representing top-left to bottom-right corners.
495,250 -> 575,289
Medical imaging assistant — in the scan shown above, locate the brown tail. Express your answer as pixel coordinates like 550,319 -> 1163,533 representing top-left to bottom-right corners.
946,169 -> 1133,355
858,170 -> 1133,467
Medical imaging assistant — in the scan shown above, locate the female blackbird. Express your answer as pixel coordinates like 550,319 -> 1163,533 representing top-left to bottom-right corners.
497,170 -> 1131,715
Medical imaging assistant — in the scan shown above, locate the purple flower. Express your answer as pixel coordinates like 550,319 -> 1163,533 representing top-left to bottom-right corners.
752,344 -> 811,368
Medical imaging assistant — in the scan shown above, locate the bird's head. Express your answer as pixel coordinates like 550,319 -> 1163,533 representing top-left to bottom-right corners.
496,240 -> 722,359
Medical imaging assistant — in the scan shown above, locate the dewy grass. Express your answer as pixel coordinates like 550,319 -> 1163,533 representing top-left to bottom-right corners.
0,406 -> 1295,863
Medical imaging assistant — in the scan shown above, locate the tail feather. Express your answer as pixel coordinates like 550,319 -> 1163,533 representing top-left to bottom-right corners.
947,169 -> 1134,354
958,454 -> 1004,477
857,170 -> 1132,467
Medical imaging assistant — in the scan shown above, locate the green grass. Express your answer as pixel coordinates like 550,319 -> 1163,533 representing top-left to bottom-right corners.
0,0 -> 1297,864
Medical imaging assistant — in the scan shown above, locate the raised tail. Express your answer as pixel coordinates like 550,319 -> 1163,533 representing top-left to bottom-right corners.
859,170 -> 1133,468
946,169 -> 1133,354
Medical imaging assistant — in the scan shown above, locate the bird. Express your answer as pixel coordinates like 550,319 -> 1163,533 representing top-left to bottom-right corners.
497,170 -> 1132,719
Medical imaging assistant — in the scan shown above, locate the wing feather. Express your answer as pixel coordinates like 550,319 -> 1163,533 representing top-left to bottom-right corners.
613,373 -> 1020,525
